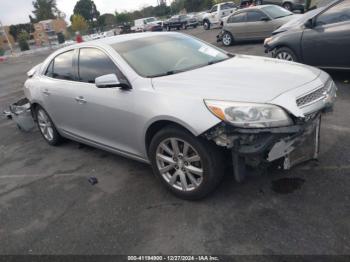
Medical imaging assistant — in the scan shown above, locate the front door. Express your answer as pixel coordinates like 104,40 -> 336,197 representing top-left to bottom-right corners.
209,5 -> 219,24
301,0 -> 350,68
73,47 -> 138,154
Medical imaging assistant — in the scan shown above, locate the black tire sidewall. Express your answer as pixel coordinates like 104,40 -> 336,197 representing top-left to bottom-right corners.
35,106 -> 62,146
274,47 -> 297,62
283,2 -> 292,10
149,126 -> 224,200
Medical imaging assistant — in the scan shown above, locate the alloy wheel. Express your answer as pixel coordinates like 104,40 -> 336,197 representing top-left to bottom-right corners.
37,109 -> 54,141
283,3 -> 292,10
276,51 -> 294,61
156,138 -> 203,192
222,33 -> 232,46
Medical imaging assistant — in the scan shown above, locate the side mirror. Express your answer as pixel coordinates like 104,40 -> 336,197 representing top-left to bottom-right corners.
261,17 -> 270,22
304,18 -> 314,29
95,74 -> 131,90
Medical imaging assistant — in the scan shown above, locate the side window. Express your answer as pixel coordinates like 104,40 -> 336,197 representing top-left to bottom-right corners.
211,5 -> 218,12
50,50 -> 75,80
45,60 -> 54,77
221,3 -> 236,10
78,48 -> 120,83
316,1 -> 350,26
227,12 -> 246,23
247,11 -> 269,22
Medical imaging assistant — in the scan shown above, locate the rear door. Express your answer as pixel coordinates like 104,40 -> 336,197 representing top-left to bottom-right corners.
41,49 -> 81,134
245,10 -> 273,39
301,0 -> 350,68
225,12 -> 247,40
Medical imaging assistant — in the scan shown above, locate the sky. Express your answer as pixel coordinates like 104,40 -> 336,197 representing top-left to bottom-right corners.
0,0 -> 160,25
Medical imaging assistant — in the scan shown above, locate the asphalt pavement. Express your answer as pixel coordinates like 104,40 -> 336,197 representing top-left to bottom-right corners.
0,27 -> 349,255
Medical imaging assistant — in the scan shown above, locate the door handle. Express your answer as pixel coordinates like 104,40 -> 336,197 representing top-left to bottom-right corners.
42,89 -> 50,96
75,96 -> 87,104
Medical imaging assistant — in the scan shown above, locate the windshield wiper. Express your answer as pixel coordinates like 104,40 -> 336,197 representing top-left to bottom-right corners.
150,57 -> 233,78
149,70 -> 184,78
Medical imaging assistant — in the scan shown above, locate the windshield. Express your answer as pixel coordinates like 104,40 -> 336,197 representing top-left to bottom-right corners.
112,34 -> 231,78
262,5 -> 293,19
145,17 -> 156,23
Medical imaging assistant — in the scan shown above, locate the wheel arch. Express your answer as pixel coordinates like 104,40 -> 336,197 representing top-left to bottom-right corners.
144,119 -> 199,155
30,101 -> 45,121
274,44 -> 300,61
282,1 -> 293,8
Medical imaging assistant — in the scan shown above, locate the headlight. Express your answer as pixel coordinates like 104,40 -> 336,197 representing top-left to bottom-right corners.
264,37 -> 272,46
205,100 -> 293,128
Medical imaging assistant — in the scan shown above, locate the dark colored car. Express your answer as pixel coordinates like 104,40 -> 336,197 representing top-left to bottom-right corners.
163,15 -> 198,31
144,22 -> 163,32
264,0 -> 350,70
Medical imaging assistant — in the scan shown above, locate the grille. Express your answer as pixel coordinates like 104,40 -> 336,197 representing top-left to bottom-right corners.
296,85 -> 328,107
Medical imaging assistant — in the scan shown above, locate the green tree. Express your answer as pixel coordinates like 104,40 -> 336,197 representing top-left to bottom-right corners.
9,23 -> 34,42
73,0 -> 100,22
18,31 -> 30,51
71,14 -> 89,33
115,12 -> 132,24
32,0 -> 57,21
100,13 -> 116,26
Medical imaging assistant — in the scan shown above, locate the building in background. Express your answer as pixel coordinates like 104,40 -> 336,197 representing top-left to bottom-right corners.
0,25 -> 15,51
33,18 -> 67,46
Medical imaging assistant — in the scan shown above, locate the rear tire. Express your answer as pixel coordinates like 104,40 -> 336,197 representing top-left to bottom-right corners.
149,126 -> 225,200
274,47 -> 297,62
35,105 -> 63,146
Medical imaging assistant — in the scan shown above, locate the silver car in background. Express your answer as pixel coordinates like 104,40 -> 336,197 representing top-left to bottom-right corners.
218,5 -> 299,46
24,32 -> 336,199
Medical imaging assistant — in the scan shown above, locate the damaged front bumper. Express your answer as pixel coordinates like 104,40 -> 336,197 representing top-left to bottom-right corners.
203,112 -> 322,179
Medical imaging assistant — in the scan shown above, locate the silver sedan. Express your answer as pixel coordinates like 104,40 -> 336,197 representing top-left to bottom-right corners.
25,32 -> 336,199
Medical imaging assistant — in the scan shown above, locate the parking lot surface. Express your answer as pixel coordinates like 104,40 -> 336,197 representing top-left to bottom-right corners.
0,28 -> 349,255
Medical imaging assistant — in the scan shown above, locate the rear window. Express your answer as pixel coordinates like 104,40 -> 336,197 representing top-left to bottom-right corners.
45,50 -> 74,80
262,5 -> 293,19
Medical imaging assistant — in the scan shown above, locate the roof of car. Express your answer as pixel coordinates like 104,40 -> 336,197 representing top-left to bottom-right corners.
67,32 -> 177,50
240,4 -> 281,11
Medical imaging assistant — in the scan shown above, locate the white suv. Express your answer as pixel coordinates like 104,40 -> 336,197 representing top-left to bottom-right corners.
202,2 -> 238,30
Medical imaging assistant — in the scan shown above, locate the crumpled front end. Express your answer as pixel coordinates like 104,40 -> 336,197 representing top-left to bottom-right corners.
203,74 -> 337,181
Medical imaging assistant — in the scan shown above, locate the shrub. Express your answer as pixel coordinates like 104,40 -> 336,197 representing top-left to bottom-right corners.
57,32 -> 65,44
18,32 -> 30,51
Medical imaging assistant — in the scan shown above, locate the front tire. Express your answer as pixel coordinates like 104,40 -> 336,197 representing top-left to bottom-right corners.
274,47 -> 297,62
282,2 -> 292,11
203,20 -> 210,30
222,31 -> 234,46
35,106 -> 62,146
149,126 -> 225,200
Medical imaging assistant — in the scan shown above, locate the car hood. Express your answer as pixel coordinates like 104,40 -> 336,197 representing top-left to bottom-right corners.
152,55 -> 321,104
